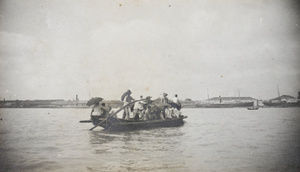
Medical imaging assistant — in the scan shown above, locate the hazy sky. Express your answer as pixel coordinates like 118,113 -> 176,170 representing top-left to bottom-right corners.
0,0 -> 299,101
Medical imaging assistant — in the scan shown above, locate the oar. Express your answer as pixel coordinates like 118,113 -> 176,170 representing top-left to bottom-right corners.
89,98 -> 147,131
79,120 -> 92,123
89,118 -> 107,130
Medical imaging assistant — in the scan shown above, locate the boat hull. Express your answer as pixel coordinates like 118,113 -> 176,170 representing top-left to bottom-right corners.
92,116 -> 187,132
247,107 -> 259,110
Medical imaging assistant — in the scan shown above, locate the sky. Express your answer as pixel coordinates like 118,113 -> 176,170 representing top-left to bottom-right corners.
0,0 -> 299,101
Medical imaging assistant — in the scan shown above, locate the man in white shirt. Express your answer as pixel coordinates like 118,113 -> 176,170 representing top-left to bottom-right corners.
91,102 -> 110,118
133,95 -> 144,120
170,94 -> 182,118
173,94 -> 179,104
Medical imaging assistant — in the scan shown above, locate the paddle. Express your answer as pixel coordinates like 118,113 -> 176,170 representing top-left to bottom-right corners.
79,120 -> 92,123
89,118 -> 108,130
89,98 -> 147,131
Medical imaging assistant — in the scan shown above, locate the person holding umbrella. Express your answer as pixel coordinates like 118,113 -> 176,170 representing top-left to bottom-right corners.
91,102 -> 110,118
91,102 -> 102,116
87,97 -> 110,117
87,97 -> 103,116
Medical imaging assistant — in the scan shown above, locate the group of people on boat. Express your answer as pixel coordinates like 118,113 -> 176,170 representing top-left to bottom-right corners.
90,89 -> 182,121
121,90 -> 182,121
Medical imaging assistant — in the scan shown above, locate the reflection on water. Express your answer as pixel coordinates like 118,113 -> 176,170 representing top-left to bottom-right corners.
89,128 -> 186,151
86,127 -> 189,172
0,108 -> 300,171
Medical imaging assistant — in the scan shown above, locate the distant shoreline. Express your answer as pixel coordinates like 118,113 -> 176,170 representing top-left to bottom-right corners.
1,95 -> 299,108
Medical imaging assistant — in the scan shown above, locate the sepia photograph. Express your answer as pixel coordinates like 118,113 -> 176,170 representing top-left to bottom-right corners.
0,0 -> 300,171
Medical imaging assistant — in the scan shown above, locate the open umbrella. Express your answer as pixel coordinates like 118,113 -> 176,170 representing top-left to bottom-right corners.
86,97 -> 103,106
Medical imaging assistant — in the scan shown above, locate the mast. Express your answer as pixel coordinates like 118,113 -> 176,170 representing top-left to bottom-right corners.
238,89 -> 240,101
207,88 -> 210,100
277,84 -> 280,97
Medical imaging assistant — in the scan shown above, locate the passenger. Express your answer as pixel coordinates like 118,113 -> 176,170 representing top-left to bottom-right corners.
169,107 -> 175,118
144,105 -> 152,120
159,108 -> 166,120
90,102 -> 111,119
171,94 -> 182,118
164,107 -> 172,119
99,103 -> 111,118
173,94 -> 180,106
133,95 -> 144,120
169,107 -> 180,118
109,109 -> 117,118
90,102 -> 102,117
140,96 -> 152,120
144,104 -> 165,120
161,93 -> 169,119
162,93 -> 169,103
121,89 -> 134,120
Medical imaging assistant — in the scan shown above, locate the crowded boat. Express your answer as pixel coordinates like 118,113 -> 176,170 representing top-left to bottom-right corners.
85,90 -> 187,131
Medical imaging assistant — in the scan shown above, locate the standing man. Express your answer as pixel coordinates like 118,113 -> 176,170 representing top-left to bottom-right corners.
121,89 -> 134,120
161,93 -> 169,119
173,94 -> 182,110
162,93 -> 169,103
170,94 -> 182,117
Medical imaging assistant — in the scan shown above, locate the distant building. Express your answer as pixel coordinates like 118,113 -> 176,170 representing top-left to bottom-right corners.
195,96 -> 256,108
262,94 -> 300,107
208,96 -> 257,103
0,99 -> 64,108
181,99 -> 196,108
51,100 -> 88,108
269,95 -> 297,103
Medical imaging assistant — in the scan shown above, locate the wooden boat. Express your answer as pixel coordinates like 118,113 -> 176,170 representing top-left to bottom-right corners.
90,115 -> 187,131
247,100 -> 259,110
247,107 -> 259,110
81,98 -> 187,131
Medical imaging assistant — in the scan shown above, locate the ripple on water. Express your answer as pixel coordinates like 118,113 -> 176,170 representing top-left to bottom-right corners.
1,108 -> 300,172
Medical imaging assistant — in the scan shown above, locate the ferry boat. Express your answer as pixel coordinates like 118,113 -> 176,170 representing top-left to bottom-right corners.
88,115 -> 187,132
81,98 -> 187,131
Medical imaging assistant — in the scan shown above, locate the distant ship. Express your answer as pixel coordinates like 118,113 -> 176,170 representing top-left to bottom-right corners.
262,94 -> 300,108
195,96 -> 255,108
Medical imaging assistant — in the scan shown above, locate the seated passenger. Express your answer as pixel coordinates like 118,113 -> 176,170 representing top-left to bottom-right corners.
97,103 -> 111,118
139,96 -> 152,120
169,107 -> 180,118
90,102 -> 109,124
133,95 -> 145,120
91,102 -> 102,116
144,105 -> 165,120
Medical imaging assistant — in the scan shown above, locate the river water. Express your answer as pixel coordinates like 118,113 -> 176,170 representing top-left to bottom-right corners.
0,108 -> 299,172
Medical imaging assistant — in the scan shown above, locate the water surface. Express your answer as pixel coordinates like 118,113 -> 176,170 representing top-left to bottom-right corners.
0,108 -> 299,172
